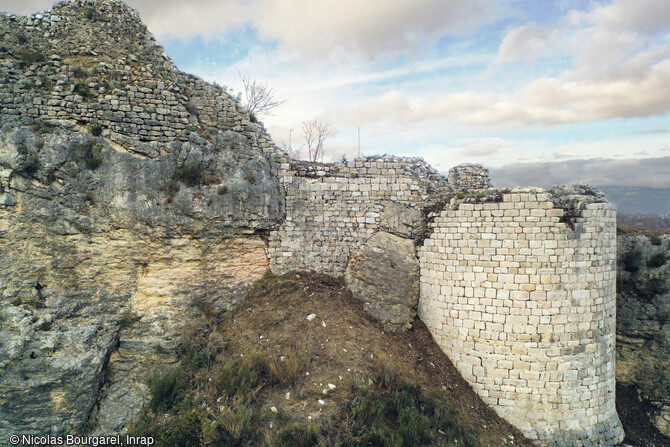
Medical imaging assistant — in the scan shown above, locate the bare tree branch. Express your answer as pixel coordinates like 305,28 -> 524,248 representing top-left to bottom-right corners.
278,141 -> 302,159
239,72 -> 286,120
302,119 -> 330,162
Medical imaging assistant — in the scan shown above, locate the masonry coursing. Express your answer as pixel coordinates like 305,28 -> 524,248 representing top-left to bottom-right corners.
419,190 -> 623,446
267,159 -> 624,446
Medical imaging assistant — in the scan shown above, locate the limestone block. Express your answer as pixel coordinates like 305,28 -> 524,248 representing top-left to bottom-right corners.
378,200 -> 426,239
345,231 -> 420,332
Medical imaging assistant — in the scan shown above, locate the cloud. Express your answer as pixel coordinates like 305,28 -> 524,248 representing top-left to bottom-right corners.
490,156 -> 670,188
121,0 -> 501,60
325,60 -> 670,127
457,138 -> 504,157
495,24 -> 552,63
3,0 -> 502,60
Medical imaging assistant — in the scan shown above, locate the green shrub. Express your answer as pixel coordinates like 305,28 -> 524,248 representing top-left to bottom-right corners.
175,163 -> 204,187
190,350 -> 209,370
38,75 -> 54,91
648,252 -> 667,269
214,353 -> 267,399
74,140 -> 104,170
73,82 -> 92,100
249,111 -> 258,123
149,367 -> 183,412
17,50 -> 45,68
90,124 -> 103,137
72,66 -> 88,79
642,276 -> 669,297
343,383 -> 478,447
84,6 -> 102,21
30,120 -> 55,135
203,405 -> 254,446
38,320 -> 52,331
650,234 -> 663,246
131,410 -> 203,447
17,145 -> 40,175
622,248 -> 644,273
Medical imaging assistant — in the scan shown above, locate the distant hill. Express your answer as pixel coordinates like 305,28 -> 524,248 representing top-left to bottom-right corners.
597,186 -> 670,215
617,214 -> 670,232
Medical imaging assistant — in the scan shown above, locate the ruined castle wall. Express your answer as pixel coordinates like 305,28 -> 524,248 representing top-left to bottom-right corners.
267,157 -> 449,275
0,1 -> 276,151
418,188 -> 624,446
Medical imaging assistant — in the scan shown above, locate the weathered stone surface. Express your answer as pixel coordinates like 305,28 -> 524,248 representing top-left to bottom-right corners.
616,233 -> 670,436
268,156 -> 450,275
345,232 -> 420,333
419,189 -> 624,446
447,163 -> 492,191
0,1 -> 283,442
0,209 -> 269,439
378,201 -> 426,239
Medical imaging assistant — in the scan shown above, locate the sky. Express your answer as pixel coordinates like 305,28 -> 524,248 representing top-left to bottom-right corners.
2,0 -> 670,189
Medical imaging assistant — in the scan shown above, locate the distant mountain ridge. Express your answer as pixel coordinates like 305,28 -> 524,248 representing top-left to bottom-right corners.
596,185 -> 670,215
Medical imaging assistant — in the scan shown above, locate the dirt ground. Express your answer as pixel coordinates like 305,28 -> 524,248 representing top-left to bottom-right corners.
208,271 -> 669,446
215,272 -> 533,446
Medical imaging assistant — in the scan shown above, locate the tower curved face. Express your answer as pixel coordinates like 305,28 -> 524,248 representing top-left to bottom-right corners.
418,189 -> 624,446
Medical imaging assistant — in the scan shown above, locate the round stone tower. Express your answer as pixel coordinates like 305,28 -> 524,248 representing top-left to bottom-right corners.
418,187 -> 624,446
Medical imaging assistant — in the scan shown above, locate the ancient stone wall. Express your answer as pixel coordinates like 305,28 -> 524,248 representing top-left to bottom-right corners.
0,2 -> 632,444
418,188 -> 624,446
447,163 -> 492,191
267,156 -> 450,275
0,0 -> 276,154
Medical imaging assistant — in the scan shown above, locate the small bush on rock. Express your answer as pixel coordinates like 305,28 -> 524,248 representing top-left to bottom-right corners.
74,140 -> 104,170
175,163 -> 204,187
90,124 -> 103,137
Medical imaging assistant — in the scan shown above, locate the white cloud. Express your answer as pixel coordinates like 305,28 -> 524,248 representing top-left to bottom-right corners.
495,24 -> 552,63
325,58 -> 670,127
123,0 -> 502,60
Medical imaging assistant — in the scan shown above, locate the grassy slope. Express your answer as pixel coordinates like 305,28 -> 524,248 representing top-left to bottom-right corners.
130,272 -> 532,447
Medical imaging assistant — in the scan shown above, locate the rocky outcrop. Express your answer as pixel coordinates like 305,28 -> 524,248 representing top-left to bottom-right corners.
616,232 -> 670,436
0,0 -> 284,442
345,232 -> 420,332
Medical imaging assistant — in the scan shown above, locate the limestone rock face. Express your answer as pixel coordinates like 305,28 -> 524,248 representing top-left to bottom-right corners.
0,1 -> 285,441
0,124 -> 276,439
616,233 -> 670,436
345,232 -> 420,332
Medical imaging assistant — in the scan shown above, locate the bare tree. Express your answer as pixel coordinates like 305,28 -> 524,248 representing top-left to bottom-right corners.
302,119 -> 330,162
278,140 -> 302,159
239,72 -> 286,121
